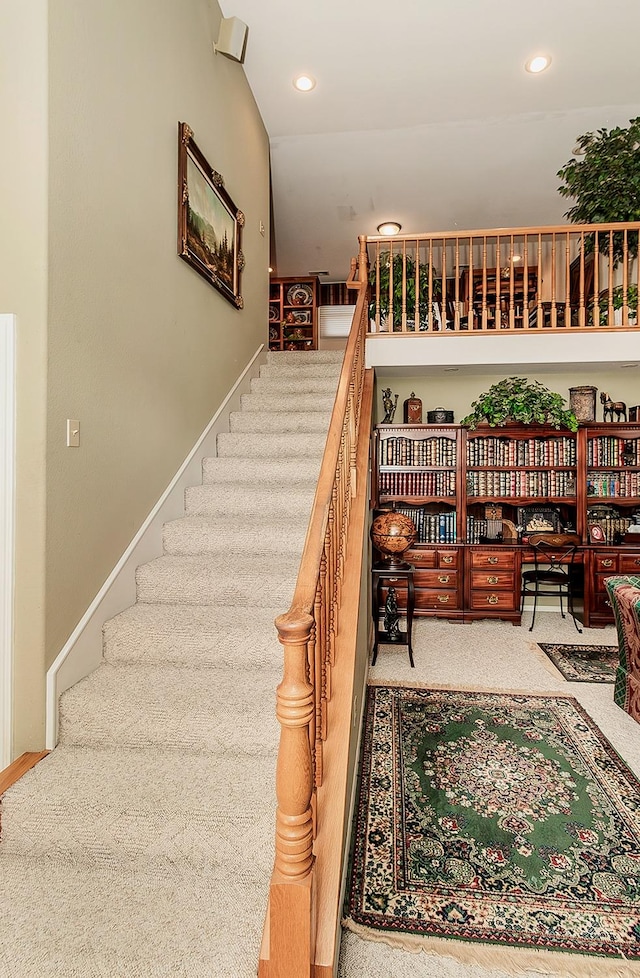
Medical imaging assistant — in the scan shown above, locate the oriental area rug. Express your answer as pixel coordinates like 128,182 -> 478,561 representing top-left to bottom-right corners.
345,684 -> 640,965
537,643 -> 618,683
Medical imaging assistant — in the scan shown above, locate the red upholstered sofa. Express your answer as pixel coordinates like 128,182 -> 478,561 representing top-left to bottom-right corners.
605,575 -> 640,722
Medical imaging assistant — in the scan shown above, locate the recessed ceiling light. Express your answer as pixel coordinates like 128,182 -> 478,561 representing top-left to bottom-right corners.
293,74 -> 316,92
377,222 -> 402,236
444,367 -> 459,372
525,54 -> 551,74
268,266 -> 274,273
620,362 -> 639,369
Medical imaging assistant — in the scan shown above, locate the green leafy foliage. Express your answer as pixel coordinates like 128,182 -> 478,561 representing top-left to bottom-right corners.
557,118 -> 640,266
369,251 -> 441,328
461,377 -> 578,431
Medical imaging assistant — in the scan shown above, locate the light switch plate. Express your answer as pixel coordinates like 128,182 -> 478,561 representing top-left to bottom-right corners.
66,419 -> 80,448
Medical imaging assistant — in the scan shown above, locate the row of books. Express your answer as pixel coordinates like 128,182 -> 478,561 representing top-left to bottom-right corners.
587,437 -> 640,467
586,471 -> 640,497
379,437 -> 456,467
394,506 -> 457,544
587,518 -> 634,544
466,470 -> 576,497
466,436 -> 576,467
466,517 -> 492,544
379,471 -> 456,497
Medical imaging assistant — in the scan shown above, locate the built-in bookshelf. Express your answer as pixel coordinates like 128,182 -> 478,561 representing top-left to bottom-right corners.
584,427 -> 640,544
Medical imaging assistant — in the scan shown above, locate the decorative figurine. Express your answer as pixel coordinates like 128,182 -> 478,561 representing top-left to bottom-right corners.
600,391 -> 627,422
403,391 -> 422,424
383,586 -> 401,641
382,387 -> 398,423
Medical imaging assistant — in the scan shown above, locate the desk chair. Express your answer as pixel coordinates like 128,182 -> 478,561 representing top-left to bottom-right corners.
521,532 -> 582,632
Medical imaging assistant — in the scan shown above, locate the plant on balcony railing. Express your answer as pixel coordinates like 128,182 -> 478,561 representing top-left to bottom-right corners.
557,117 -> 640,267
461,377 -> 579,431
369,251 -> 441,329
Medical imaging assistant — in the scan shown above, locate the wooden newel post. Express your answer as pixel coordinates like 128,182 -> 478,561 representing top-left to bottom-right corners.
270,610 -> 315,978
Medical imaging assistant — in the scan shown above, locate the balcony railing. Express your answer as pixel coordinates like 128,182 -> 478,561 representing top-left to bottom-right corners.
363,222 -> 640,334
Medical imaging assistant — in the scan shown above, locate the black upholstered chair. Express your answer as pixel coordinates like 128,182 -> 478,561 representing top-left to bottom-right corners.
521,532 -> 582,632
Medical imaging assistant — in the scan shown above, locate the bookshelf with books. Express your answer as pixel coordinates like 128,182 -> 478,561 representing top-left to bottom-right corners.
372,422 -> 640,625
582,424 -> 640,626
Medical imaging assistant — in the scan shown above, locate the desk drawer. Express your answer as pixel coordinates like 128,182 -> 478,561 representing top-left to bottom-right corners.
436,550 -> 459,568
620,553 -> 640,574
469,589 -> 518,611
591,590 -> 614,618
414,568 -> 459,589
593,553 -> 618,573
416,589 -> 460,611
470,570 -> 514,590
470,550 -> 516,570
406,548 -> 460,569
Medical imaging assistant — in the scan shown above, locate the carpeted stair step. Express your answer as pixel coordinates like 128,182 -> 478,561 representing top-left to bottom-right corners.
229,410 -> 331,434
0,855 -> 269,978
250,375 -> 341,396
58,662 -> 281,754
258,362 -> 341,380
135,553 -> 298,606
217,431 -> 327,459
184,484 -> 314,518
1,746 -> 276,874
240,392 -> 336,413
103,603 -> 283,668
163,514 -> 308,556
202,455 -> 321,487
266,350 -> 343,365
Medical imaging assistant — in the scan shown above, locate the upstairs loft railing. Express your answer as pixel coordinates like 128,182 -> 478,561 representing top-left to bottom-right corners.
259,271 -> 373,978
363,222 -> 640,334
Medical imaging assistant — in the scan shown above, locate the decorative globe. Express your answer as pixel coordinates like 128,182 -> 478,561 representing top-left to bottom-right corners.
371,511 -> 416,569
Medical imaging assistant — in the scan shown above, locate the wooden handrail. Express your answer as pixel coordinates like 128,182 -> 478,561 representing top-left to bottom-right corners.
260,284 -> 373,977
363,220 -> 640,334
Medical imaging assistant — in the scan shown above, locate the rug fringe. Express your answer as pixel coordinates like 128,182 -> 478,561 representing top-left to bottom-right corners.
342,917 -> 640,976
366,677 -> 569,697
528,639 -> 568,683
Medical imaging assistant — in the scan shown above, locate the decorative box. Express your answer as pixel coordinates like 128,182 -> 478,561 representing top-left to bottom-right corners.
426,407 -> 454,424
629,405 -> 640,422
403,392 -> 422,424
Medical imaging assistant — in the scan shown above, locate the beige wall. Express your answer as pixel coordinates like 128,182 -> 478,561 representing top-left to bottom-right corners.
0,3 -> 49,754
1,0 -> 269,755
373,368 -> 639,426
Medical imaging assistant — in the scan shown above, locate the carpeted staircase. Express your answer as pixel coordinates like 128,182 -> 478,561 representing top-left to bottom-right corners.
0,350 -> 343,978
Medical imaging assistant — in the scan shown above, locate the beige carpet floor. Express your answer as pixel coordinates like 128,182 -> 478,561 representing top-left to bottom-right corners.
0,349 -> 343,978
339,612 -> 640,978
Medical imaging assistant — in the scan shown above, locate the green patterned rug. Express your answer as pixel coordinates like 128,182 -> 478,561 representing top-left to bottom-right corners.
345,684 -> 640,961
537,643 -> 618,683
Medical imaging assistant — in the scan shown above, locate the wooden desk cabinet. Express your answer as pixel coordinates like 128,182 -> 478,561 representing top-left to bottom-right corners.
372,422 -> 640,626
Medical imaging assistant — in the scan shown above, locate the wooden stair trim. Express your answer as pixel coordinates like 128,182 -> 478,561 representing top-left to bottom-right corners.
0,751 -> 49,796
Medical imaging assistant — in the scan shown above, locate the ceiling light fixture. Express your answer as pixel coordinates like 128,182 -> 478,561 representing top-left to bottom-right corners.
377,221 -> 402,236
293,74 -> 316,92
525,54 -> 551,74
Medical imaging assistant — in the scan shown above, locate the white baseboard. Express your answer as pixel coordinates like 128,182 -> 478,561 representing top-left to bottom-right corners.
0,315 -> 16,769
46,345 -> 266,749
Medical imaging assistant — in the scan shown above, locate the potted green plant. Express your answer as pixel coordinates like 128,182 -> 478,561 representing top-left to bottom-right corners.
557,117 -> 640,268
461,376 -> 578,431
369,251 -> 441,330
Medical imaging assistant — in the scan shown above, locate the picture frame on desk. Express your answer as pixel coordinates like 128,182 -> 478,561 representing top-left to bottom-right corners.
517,506 -> 562,536
588,523 -> 606,544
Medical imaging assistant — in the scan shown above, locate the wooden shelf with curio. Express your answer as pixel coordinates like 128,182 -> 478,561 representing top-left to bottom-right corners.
370,510 -> 416,667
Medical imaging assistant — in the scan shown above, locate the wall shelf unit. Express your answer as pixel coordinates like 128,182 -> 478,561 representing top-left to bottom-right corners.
268,275 -> 319,351
372,422 -> 640,626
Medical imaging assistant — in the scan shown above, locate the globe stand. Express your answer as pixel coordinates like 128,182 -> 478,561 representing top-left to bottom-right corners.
373,555 -> 412,571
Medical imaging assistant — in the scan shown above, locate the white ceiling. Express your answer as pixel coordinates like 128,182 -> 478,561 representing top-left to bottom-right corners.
221,0 -> 640,282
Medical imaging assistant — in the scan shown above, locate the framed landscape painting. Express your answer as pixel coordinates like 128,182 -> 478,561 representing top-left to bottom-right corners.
177,121 -> 244,308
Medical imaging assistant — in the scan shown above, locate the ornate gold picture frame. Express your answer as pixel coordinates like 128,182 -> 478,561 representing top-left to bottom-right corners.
177,121 -> 244,308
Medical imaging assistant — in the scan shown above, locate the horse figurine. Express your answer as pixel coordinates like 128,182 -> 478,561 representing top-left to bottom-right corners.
600,391 -> 627,422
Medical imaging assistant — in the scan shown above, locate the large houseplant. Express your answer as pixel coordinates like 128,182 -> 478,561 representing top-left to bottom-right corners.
369,251 -> 441,330
557,117 -> 640,268
461,376 -> 578,431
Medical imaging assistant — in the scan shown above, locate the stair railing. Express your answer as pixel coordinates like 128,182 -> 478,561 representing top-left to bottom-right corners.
260,252 -> 372,978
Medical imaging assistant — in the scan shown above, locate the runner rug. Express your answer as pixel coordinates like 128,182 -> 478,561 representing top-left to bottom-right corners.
537,643 -> 618,683
345,684 -> 640,965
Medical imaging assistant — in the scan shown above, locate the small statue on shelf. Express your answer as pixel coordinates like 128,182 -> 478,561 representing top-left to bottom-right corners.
383,587 -> 401,641
382,388 -> 398,423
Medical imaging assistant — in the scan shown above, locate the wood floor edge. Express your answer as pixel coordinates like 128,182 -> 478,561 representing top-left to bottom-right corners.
0,751 -> 50,796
